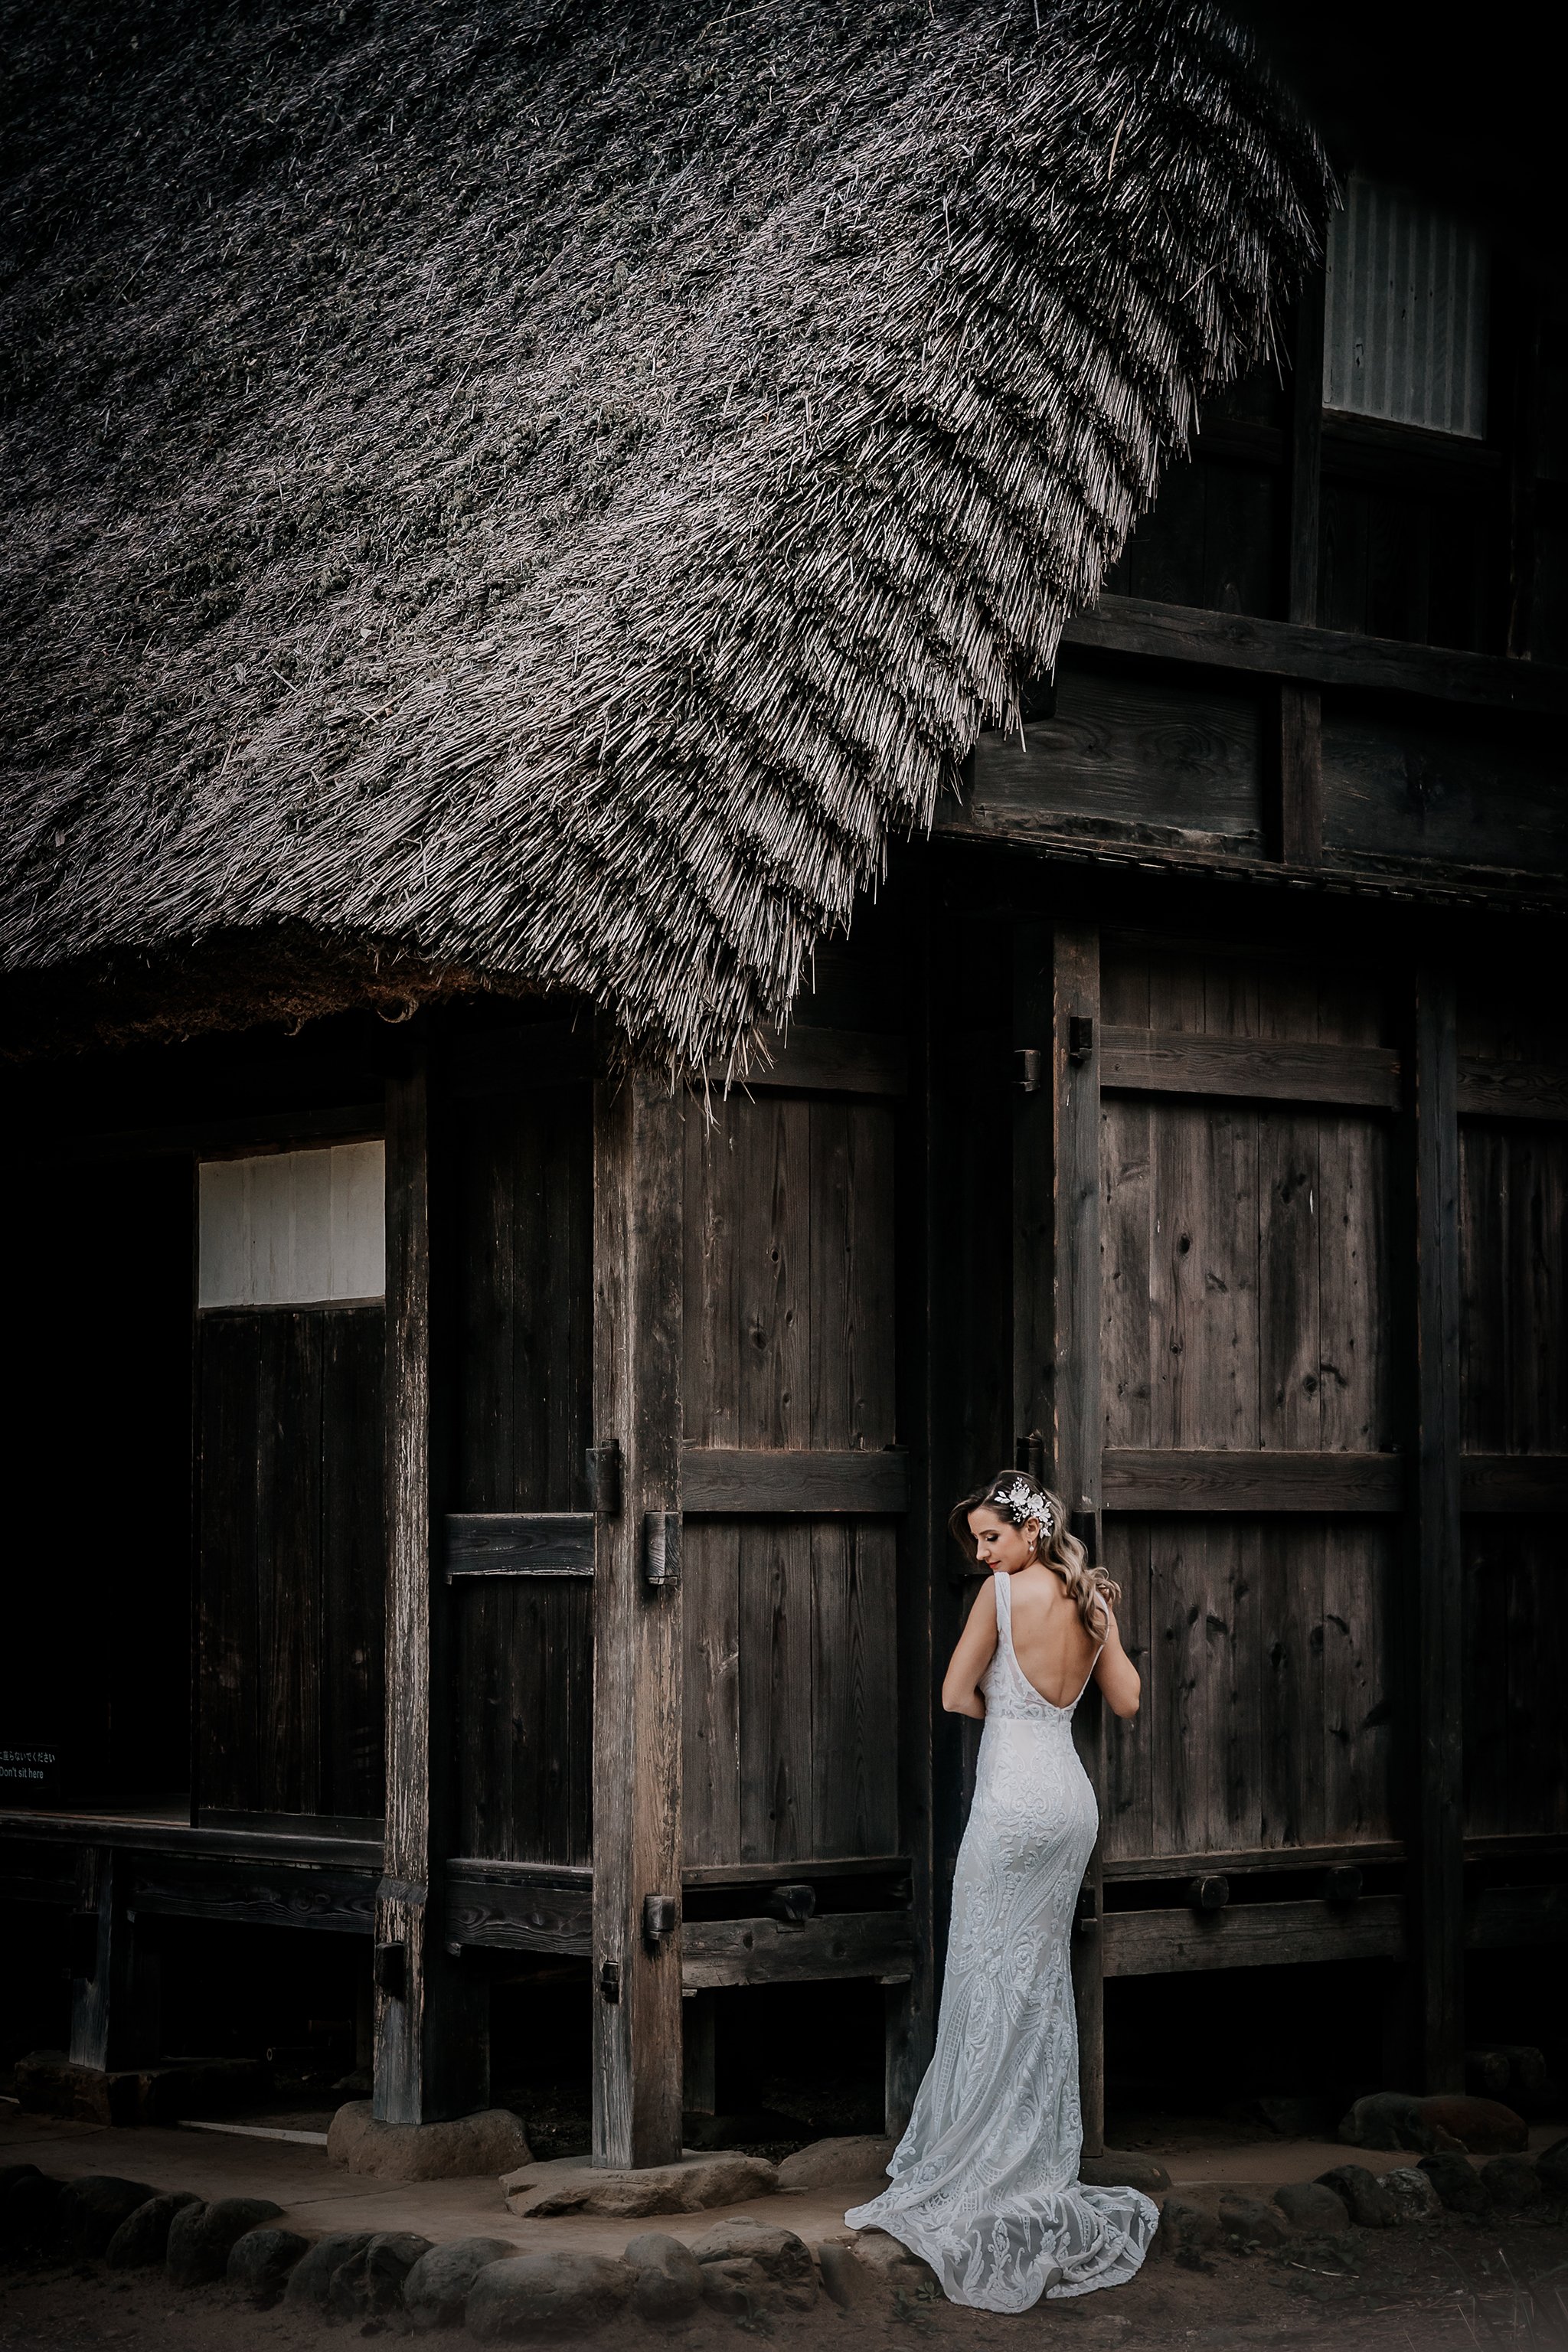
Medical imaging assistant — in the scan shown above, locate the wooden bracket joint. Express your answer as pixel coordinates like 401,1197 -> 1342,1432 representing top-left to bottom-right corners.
1068,1015 -> 1095,1064
1014,1047 -> 1044,1094
642,1893 -> 679,1952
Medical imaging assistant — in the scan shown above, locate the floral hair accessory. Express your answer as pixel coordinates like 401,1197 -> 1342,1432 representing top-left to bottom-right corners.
988,1477 -> 1055,1547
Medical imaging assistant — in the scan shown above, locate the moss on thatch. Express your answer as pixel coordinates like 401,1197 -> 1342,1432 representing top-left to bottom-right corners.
1,0 -> 1328,1063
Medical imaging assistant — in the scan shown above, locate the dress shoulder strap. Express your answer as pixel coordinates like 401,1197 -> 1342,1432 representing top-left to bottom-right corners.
991,1570 -> 1011,1635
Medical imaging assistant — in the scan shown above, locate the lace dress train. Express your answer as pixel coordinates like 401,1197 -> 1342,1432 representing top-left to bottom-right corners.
845,1570 -> 1158,2311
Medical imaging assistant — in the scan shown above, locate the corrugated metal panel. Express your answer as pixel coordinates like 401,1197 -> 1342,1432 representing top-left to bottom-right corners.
1324,176 -> 1489,439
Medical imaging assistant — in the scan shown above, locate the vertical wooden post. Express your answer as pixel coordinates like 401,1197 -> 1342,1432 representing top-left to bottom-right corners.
69,1847 -> 158,2072
1014,917 -> 1106,2157
1412,965 -> 1465,2092
375,1031 -> 488,2125
592,1061 -> 684,2170
888,903 -> 939,2140
1275,271 -> 1325,867
1052,924 -> 1105,2158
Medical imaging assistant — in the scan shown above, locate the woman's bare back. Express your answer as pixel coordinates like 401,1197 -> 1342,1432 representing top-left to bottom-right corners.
1004,1563 -> 1100,1707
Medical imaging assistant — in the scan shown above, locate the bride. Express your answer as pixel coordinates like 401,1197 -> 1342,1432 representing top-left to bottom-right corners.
845,1471 -> 1158,2311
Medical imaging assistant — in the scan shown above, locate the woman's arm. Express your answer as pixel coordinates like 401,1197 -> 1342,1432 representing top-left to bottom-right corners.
1093,1602 -> 1141,1720
941,1576 -> 999,1719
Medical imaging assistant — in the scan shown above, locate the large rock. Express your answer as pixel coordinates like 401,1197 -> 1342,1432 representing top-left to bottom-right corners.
0,2171 -> 60,2256
816,2243 -> 868,2311
0,2166 -> 44,2195
1536,2137 -> 1568,2197
403,2236 -> 516,2331
701,2256 -> 775,2317
1380,2167 -> 1441,2221
1416,2096 -> 1527,2154
1480,2155 -> 1542,2214
1315,2164 -> 1398,2228
776,2135 -> 895,2190
283,2231 -> 374,2307
1083,2152 -> 1171,2194
54,2176 -> 162,2257
689,2216 -> 816,2308
167,2197 -> 285,2287
1275,2180 -> 1351,2233
1418,2154 -> 1489,2216
622,2231 -> 704,2323
504,2151 -> 778,2218
1219,2194 -> 1288,2251
227,2227 -> 311,2303
327,2099 -> 531,2182
106,2192 -> 201,2269
1339,2093 -> 1446,2154
851,2229 -> 942,2295
326,2231 -> 435,2318
466,2251 -> 633,2341
1154,2195 -> 1221,2263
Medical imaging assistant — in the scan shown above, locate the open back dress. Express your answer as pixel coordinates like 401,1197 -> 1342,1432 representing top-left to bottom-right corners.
845,1570 -> 1158,2311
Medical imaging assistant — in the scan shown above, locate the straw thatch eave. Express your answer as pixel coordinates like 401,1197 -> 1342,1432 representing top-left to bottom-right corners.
0,0 -> 1331,1065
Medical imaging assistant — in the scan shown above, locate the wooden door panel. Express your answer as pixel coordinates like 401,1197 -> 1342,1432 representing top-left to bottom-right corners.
683,1082 -> 899,1870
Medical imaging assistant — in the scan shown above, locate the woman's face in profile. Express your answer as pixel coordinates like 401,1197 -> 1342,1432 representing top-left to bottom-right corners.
968,1507 -> 1036,1575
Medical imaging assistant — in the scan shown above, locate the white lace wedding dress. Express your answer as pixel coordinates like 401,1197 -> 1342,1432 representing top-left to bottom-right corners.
845,1570 -> 1158,2311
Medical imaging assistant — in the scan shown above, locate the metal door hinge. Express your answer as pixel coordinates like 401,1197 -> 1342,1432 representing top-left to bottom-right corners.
642,1893 -> 679,1952
643,1509 -> 681,1588
1068,1015 -> 1095,1063
1014,1047 -> 1043,1094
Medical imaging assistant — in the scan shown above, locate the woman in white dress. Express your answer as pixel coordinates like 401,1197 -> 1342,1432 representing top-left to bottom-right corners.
846,1472 -> 1157,2312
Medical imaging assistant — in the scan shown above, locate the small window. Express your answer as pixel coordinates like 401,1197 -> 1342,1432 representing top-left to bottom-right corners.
1324,175 -> 1488,439
198,1140 -> 384,1308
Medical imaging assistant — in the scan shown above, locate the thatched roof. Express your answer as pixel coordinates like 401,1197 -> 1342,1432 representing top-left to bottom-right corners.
1,0 -> 1328,1063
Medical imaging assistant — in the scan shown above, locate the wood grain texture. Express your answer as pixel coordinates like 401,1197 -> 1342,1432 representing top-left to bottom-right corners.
1063,595 -> 1568,715
681,1449 -> 907,1513
592,1064 -> 684,2169
710,1027 -> 908,1096
1102,1893 -> 1405,1976
444,1514 -> 596,1575
680,1910 -> 913,1991
1100,1029 -> 1401,1110
1457,1061 -> 1568,1122
1102,1450 -> 1403,1511
1323,707 -> 1565,878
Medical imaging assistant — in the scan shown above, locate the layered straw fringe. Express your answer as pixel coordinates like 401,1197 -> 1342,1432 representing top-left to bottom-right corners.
0,0 -> 1329,1062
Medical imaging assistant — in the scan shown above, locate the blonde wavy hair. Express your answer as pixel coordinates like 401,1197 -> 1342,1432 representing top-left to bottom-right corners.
949,1471 -> 1120,1640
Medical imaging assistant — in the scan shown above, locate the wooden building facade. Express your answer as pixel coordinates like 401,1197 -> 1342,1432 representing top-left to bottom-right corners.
2,2 -> 1564,2167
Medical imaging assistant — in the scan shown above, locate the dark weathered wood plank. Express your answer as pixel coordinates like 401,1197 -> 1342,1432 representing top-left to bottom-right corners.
591,1063 -> 685,2169
444,1870 -> 593,1955
1104,1838 -> 1403,1883
1102,1449 -> 1405,1512
1100,1030 -> 1403,1111
197,1315 -> 261,1814
680,1449 -> 908,1514
375,1037 -> 489,2125
443,1514 -> 596,1576
129,1860 -> 378,1936
680,1910 -> 913,1991
710,1027 -> 908,1097
320,1308 -> 387,1821
738,1519 -> 812,1864
446,1021 -> 594,1097
1063,595 -> 1568,716
1459,1456 -> 1568,1512
1457,1061 -> 1568,1123
1463,1883 -> 1568,1950
678,1854 -> 910,1888
1103,1893 -> 1405,1976
1413,966 -> 1465,2092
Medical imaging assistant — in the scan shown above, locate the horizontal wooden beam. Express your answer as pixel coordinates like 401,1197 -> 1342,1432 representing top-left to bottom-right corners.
680,1855 -> 910,1890
1457,1061 -> 1568,1122
1464,1883 -> 1568,1951
1102,1449 -> 1405,1514
1459,1456 -> 1568,1514
443,1514 -> 596,1578
681,1911 -> 913,1991
1100,1028 -> 1402,1110
1103,1841 -> 1403,1883
706,1027 -> 907,1097
1102,1894 -> 1405,1977
0,1811 -> 383,1870
126,1860 -> 377,1936
1063,595 -> 1568,717
681,1448 -> 909,1514
445,1865 -> 593,1956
